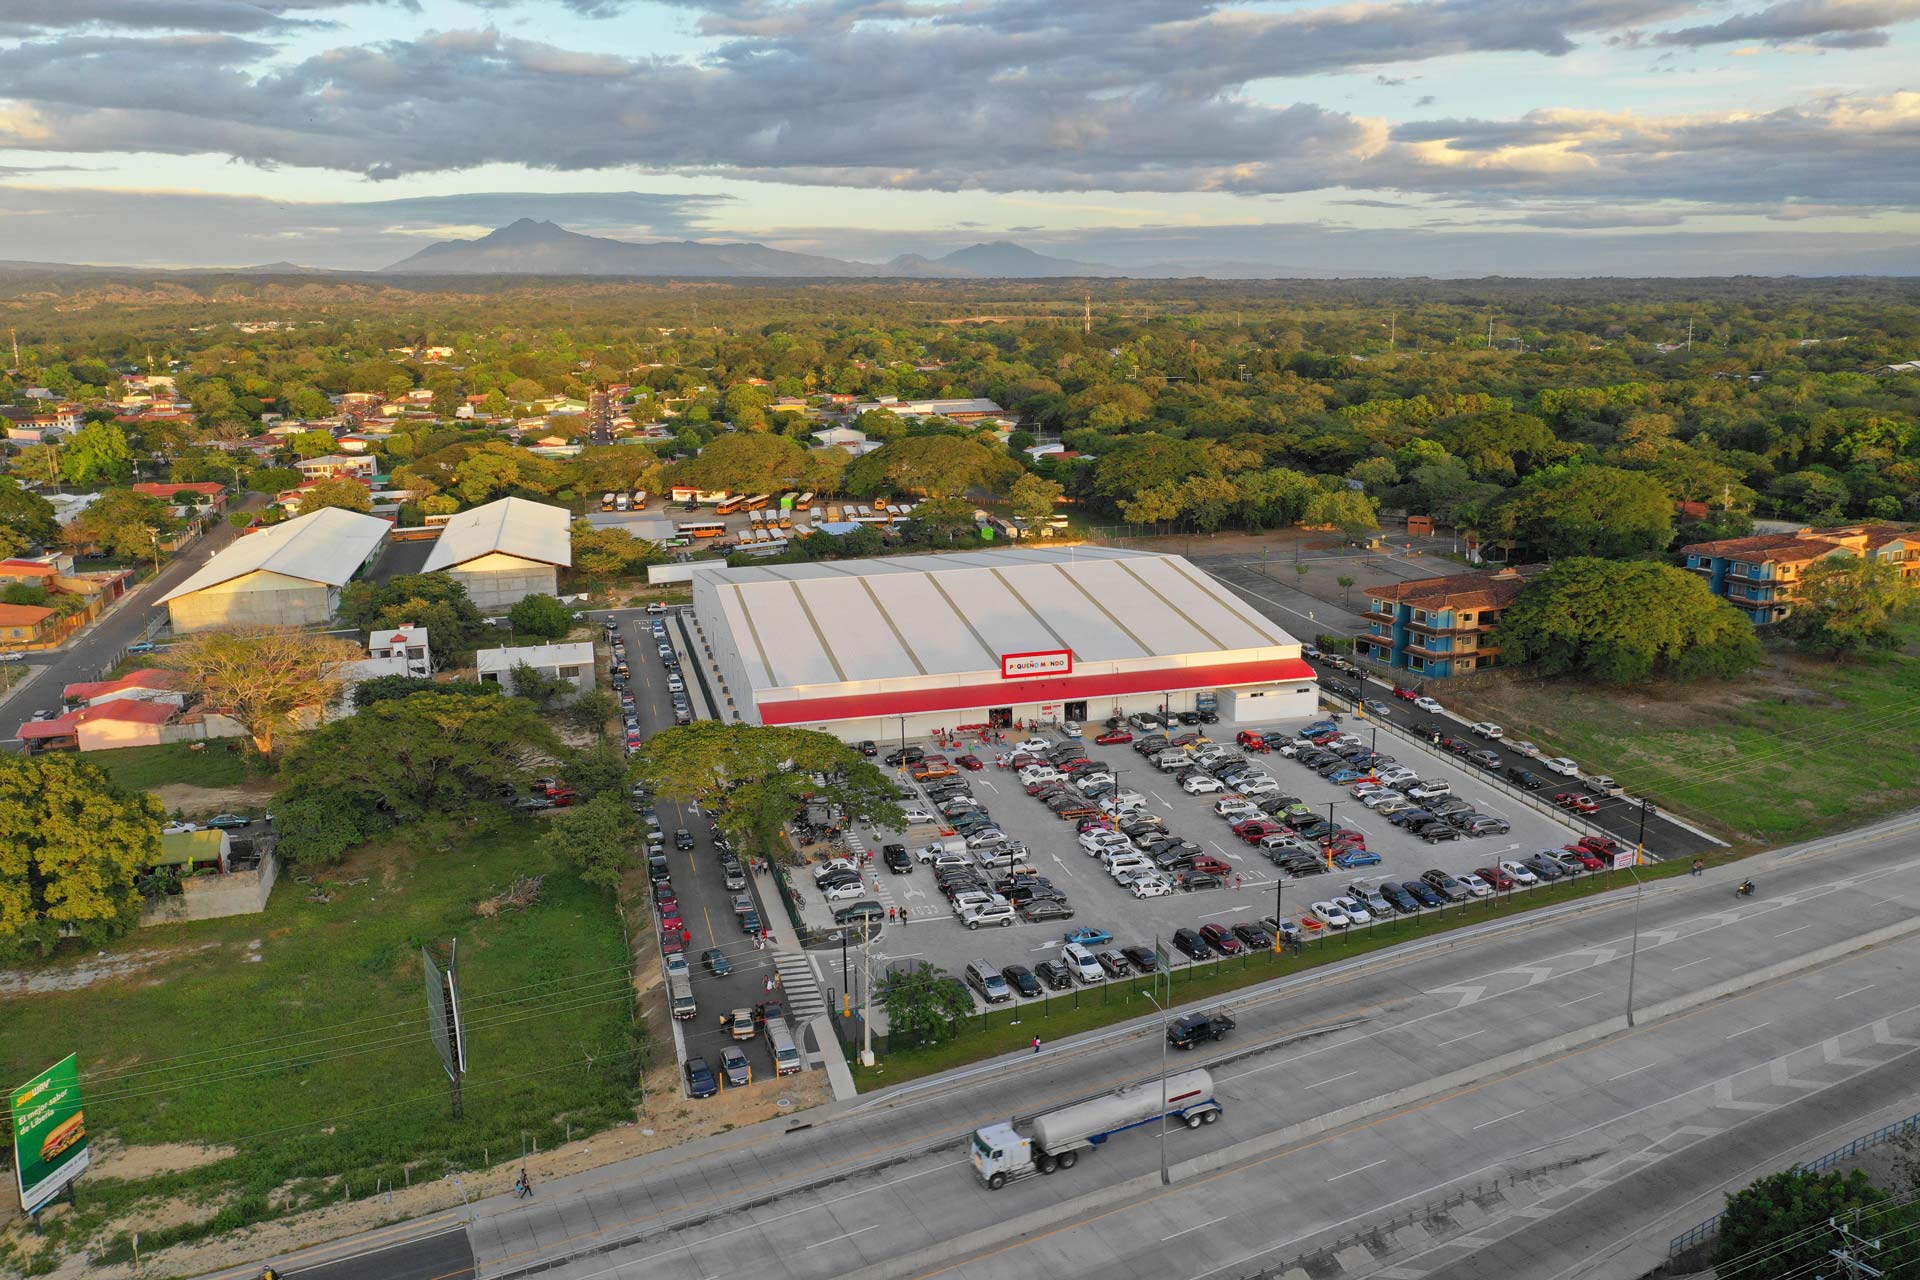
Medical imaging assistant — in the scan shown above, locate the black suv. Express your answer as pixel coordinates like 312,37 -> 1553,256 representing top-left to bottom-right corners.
1504,767 -> 1546,790
1171,927 -> 1211,961
1168,1011 -> 1236,1048
882,844 -> 912,873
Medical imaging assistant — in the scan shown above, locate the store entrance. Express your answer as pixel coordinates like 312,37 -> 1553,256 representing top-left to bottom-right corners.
1064,700 -> 1087,723
988,707 -> 1013,728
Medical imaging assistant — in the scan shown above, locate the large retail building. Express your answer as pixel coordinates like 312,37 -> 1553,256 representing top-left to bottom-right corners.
691,547 -> 1316,741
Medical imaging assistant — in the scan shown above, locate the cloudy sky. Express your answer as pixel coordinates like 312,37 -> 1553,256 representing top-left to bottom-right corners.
1,0 -> 1917,273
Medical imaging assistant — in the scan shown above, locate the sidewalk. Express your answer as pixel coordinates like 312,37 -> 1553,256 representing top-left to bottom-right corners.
758,862 -> 859,1099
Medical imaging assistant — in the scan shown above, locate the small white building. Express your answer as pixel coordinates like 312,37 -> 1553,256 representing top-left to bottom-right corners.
367,624 -> 432,675
422,496 -> 573,612
476,641 -> 597,702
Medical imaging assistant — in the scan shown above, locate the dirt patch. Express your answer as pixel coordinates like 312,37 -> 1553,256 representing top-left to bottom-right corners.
0,942 -> 222,995
150,779 -> 277,817
94,1141 -> 237,1179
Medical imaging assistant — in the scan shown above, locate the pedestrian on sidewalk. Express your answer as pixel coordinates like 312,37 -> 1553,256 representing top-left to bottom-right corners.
1032,1035 -> 1041,1054
1691,859 -> 1704,877
516,1169 -> 533,1199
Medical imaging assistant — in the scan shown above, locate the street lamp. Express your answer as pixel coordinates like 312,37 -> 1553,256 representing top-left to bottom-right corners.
1624,799 -> 1653,1028
1140,986 -> 1174,1186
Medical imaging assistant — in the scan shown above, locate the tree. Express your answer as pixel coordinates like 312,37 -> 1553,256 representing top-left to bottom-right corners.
60,422 -> 133,486
538,792 -> 636,892
339,573 -> 489,660
288,429 -> 339,459
1302,489 -> 1380,543
1715,1169 -> 1902,1276
1337,575 -> 1357,607
903,496 -> 978,544
507,661 -> 572,707
274,787 -> 392,868
1495,558 -> 1762,683
1010,473 -> 1064,527
283,689 -> 560,824
169,627 -> 364,754
565,690 -> 620,742
508,592 -> 575,641
1486,466 -> 1673,559
0,478 -> 57,550
298,476 -> 372,515
247,465 -> 304,494
63,489 -> 176,561
352,675 -> 492,708
1787,552 -> 1913,654
667,432 -> 810,495
633,722 -> 904,856
0,756 -> 165,958
570,521 -> 661,579
844,435 -> 1021,499
880,961 -> 977,1049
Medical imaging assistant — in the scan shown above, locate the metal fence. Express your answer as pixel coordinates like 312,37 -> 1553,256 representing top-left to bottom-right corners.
1668,1109 -> 1920,1257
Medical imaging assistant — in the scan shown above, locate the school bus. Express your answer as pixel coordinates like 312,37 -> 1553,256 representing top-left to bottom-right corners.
677,520 -> 727,539
743,494 -> 771,512
715,495 -> 746,516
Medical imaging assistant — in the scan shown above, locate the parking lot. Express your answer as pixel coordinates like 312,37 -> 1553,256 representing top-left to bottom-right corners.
790,706 -> 1594,1017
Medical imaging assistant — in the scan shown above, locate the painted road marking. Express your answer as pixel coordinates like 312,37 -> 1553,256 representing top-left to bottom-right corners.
1306,1070 -> 1357,1090
1608,1063 -> 1657,1082
1327,1158 -> 1388,1182
1163,1215 -> 1229,1242
804,1225 -> 880,1251
1558,991 -> 1604,1007
1838,984 -> 1876,1000
1436,1030 -> 1485,1047
1673,957 -> 1711,971
1726,1023 -> 1771,1040
1473,1108 -> 1527,1131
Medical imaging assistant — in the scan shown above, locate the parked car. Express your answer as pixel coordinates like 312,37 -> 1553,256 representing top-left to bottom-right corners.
1414,696 -> 1442,712
1421,869 -> 1471,902
1232,922 -> 1274,950
1505,767 -> 1546,790
1308,900 -> 1351,929
1555,792 -> 1602,814
204,813 -> 251,829
1171,928 -> 1212,961
1121,944 -> 1160,972
1020,896 -> 1076,922
1034,960 -> 1075,990
1198,923 -> 1244,956
1066,925 -> 1113,947
684,1056 -> 720,1099
1523,853 -> 1566,881
1541,756 -> 1581,777
1001,964 -> 1042,998
719,1045 -> 752,1089
1468,721 -> 1504,740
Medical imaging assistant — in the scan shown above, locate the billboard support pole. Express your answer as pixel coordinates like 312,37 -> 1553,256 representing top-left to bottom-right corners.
423,941 -> 469,1121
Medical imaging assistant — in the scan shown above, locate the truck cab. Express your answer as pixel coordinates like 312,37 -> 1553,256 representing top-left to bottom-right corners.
970,1123 -> 1033,1189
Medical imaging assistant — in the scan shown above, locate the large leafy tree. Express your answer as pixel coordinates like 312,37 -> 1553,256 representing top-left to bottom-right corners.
667,433 -> 810,494
1787,552 -> 1914,654
570,522 -> 661,579
0,756 -> 164,958
508,592 -> 575,640
1495,558 -> 1761,683
1715,1169 -> 1917,1276
844,435 -> 1020,499
339,573 -> 490,659
0,478 -> 57,556
632,722 -> 904,856
284,689 -> 559,823
62,489 -> 177,561
1010,473 -> 1064,526
169,627 -> 364,754
538,792 -> 636,892
1484,466 -> 1674,559
297,476 -> 373,515
881,961 -> 978,1049
60,421 -> 134,486
1302,488 -> 1381,542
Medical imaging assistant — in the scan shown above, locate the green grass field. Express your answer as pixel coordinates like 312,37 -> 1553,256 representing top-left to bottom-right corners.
853,862 -> 1689,1088
0,823 -> 636,1267
1449,619 -> 1920,849
85,742 -> 258,793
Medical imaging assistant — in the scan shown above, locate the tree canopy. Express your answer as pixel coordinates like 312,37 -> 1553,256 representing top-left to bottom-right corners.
168,627 -> 365,754
1495,557 -> 1761,683
0,755 -> 165,958
844,435 -> 1021,499
339,573 -> 491,659
1787,552 -> 1914,654
1483,466 -> 1674,559
508,592 -> 574,641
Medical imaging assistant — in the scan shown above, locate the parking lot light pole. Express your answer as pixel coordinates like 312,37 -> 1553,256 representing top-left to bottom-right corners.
1624,798 -> 1652,1028
1141,988 -> 1172,1186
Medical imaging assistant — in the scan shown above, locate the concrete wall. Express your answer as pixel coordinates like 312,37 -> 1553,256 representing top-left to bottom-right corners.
140,850 -> 279,927
166,570 -> 333,632
447,554 -> 559,613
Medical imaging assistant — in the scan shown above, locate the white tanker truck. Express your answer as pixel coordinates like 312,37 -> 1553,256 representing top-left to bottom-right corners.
969,1068 -> 1221,1189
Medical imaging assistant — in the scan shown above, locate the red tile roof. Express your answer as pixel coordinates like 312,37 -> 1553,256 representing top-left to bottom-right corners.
20,698 -> 177,739
132,482 -> 225,499
1365,564 -> 1546,612
63,669 -> 187,702
0,602 -> 55,626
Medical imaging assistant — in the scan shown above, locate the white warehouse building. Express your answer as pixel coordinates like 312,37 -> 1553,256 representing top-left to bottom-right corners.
161,506 -> 389,633
422,496 -> 572,612
691,547 -> 1316,742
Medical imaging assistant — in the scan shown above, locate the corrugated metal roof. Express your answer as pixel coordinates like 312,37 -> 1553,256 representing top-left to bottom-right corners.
697,547 -> 1297,694
161,507 -> 390,602
423,497 -> 572,572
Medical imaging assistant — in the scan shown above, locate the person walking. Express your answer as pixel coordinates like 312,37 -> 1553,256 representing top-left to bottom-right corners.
1032,1035 -> 1042,1054
1691,859 -> 1704,877
516,1169 -> 533,1199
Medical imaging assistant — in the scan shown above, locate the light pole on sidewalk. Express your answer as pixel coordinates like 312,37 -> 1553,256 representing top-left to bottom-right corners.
1140,987 -> 1174,1186
1624,799 -> 1653,1028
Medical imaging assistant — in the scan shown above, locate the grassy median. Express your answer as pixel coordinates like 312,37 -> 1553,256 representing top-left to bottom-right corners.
849,859 -> 1696,1088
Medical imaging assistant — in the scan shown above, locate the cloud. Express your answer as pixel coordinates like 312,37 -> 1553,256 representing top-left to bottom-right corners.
463,0 -> 636,16
1652,0 -> 1920,47
0,187 -> 730,268
0,0 -> 416,36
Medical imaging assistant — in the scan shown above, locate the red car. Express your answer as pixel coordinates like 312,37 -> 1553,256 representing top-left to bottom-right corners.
1191,855 -> 1234,878
1235,730 -> 1269,752
1095,730 -> 1133,745
956,754 -> 983,771
1076,817 -> 1115,834
1392,686 -> 1420,701
660,912 -> 685,935
1198,923 -> 1244,956
1555,793 -> 1601,814
1575,834 -> 1622,856
1234,822 -> 1283,843
1560,845 -> 1607,871
1328,828 -> 1367,850
1474,866 -> 1517,890
1308,731 -> 1342,746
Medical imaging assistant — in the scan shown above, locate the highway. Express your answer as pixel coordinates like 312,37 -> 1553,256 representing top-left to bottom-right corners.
0,496 -> 263,745
208,808 -> 1920,1280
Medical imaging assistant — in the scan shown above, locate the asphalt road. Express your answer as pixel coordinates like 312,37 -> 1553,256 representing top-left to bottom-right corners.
211,808 -> 1920,1280
0,497 -> 264,746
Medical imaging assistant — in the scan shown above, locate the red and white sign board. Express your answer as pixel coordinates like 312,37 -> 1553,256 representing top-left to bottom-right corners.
1001,649 -> 1073,679
1611,849 -> 1637,870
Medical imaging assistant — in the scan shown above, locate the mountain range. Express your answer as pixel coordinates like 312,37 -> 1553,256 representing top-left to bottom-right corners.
384,220 -> 1165,279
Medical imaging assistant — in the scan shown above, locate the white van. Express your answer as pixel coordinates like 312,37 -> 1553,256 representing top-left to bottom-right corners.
1061,942 -> 1104,984
765,1016 -> 804,1076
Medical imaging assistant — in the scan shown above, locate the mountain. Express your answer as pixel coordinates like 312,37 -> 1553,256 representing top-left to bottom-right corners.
383,218 -> 890,278
883,252 -> 979,278
933,241 -> 1126,277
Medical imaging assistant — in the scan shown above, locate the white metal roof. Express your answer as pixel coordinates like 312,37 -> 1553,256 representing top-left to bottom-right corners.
696,547 -> 1296,694
423,497 -> 572,572
161,507 -> 390,602
476,641 -> 596,674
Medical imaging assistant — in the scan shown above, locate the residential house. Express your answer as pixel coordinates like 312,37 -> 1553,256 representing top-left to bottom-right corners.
294,454 -> 378,481
1355,564 -> 1547,678
0,602 -> 61,651
1680,524 -> 1920,624
19,699 -> 246,753
476,641 -> 596,702
131,481 -> 228,516
367,624 -> 432,676
63,669 -> 189,709
849,396 -> 1006,422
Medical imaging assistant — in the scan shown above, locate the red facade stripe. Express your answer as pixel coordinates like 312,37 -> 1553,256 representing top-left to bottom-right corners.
757,658 -> 1316,726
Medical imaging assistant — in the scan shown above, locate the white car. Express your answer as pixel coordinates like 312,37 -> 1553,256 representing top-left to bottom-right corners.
1309,900 -> 1351,929
1238,777 -> 1282,797
1498,859 -> 1541,886
1182,774 -> 1226,795
1017,767 -> 1062,786
1079,830 -> 1129,854
1059,724 -> 1083,740
1077,771 -> 1116,790
1351,783 -> 1393,802
1469,722 -> 1504,740
162,821 -> 200,834
962,905 -> 1016,929
1405,780 -> 1452,801
1015,738 -> 1051,754
901,807 -> 938,825
931,852 -> 972,870
822,880 -> 866,902
964,828 -> 1007,849
1414,696 -> 1443,713
1106,856 -> 1156,880
1541,756 -> 1581,777
1215,797 -> 1261,819
1333,895 -> 1373,925
951,890 -> 1009,914
1458,872 -> 1494,897
1376,766 -> 1418,786
1509,740 -> 1541,758
1275,740 -> 1301,758
1130,876 -> 1175,899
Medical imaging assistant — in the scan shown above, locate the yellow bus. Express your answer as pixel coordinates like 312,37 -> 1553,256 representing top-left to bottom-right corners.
714,495 -> 746,516
677,520 -> 727,539
743,493 -> 771,512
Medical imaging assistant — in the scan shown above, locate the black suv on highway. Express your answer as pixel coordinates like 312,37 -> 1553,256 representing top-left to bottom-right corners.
1168,1010 -> 1237,1048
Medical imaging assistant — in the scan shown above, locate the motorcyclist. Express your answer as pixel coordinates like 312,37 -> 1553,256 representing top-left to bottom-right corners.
1736,879 -> 1756,897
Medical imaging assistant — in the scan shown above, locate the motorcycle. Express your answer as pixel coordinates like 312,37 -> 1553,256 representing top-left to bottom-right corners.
1735,880 -> 1756,898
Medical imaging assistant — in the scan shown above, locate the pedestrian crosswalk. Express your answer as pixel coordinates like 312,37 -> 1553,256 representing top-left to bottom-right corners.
773,950 -> 826,1022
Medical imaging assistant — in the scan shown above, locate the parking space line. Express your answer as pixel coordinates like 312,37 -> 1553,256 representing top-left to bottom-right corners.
1436,1029 -> 1484,1047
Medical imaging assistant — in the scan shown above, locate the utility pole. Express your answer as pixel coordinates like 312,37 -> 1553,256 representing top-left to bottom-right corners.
1084,293 -> 1091,335
1486,318 -> 1494,350
861,918 -> 877,1067
8,327 -> 18,370
1686,318 -> 1694,353
1823,1214 -> 1885,1278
